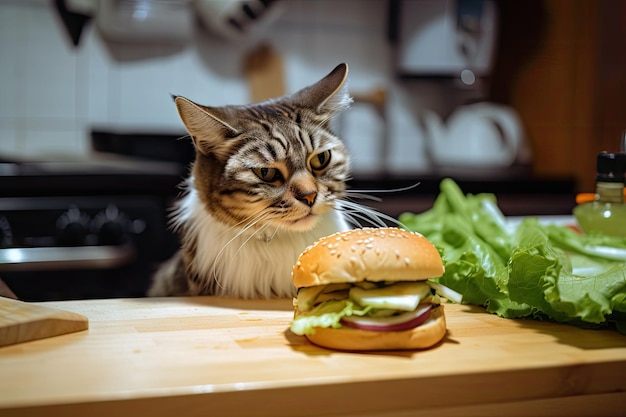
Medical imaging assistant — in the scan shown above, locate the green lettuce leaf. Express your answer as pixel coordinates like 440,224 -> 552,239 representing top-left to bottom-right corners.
290,300 -> 371,336
399,178 -> 626,333
544,224 -> 626,262
508,219 -> 626,325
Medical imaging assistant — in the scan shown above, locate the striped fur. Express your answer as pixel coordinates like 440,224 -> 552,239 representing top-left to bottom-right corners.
148,63 -> 353,298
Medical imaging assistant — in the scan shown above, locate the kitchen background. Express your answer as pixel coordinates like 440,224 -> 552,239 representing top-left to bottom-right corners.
0,0 -> 429,174
1,0 -> 625,301
1,0 -> 624,185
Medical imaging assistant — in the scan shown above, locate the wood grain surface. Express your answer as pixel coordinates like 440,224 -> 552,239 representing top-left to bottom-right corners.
0,297 -> 624,417
0,297 -> 88,347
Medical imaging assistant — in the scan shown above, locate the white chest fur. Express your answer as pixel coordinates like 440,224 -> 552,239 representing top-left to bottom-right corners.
173,188 -> 349,298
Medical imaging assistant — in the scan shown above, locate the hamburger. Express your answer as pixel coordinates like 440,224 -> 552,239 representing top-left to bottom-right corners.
289,227 -> 461,351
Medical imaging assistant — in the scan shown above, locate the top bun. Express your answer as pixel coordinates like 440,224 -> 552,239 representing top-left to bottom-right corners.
292,227 -> 444,289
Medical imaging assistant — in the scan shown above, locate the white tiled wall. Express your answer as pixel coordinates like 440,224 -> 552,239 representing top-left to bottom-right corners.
0,0 -> 451,174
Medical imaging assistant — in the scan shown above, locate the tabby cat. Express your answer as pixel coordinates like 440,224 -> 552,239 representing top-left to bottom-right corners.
148,63 -> 358,299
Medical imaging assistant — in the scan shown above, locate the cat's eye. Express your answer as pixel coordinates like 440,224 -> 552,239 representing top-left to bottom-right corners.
310,150 -> 332,171
252,167 -> 282,183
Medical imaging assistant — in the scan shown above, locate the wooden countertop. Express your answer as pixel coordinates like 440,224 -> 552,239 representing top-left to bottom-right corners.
1,297 -> 625,417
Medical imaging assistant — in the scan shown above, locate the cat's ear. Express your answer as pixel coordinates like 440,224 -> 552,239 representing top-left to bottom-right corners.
292,63 -> 352,117
174,96 -> 239,156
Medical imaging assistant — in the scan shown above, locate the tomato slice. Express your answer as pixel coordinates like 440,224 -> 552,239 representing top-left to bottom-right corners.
340,305 -> 432,332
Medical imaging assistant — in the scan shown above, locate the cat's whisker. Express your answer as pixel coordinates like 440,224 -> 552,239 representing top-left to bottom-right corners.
175,133 -> 193,142
344,182 -> 421,203
217,215 -> 279,288
229,221 -> 272,263
343,192 -> 383,202
335,182 -> 421,229
336,199 -> 405,229
349,182 -> 422,194
343,209 -> 386,228
214,210 -> 268,252
214,210 -> 267,242
210,210 -> 270,290
336,210 -> 365,228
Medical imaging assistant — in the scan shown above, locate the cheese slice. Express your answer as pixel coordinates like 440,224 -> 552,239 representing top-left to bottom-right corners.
349,282 -> 432,311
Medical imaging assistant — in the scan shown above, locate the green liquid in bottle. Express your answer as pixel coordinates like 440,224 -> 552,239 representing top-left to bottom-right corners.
574,184 -> 626,237
573,153 -> 626,238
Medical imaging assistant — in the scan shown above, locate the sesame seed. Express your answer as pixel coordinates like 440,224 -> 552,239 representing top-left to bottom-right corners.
404,257 -> 411,265
366,244 -> 374,249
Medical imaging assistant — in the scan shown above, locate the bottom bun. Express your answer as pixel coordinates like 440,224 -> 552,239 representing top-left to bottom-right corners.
304,305 -> 447,351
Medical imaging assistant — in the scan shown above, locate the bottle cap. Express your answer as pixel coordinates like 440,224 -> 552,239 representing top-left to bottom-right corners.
596,152 -> 626,183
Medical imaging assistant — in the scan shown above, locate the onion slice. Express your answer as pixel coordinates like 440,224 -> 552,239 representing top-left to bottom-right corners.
340,304 -> 432,332
427,281 -> 463,303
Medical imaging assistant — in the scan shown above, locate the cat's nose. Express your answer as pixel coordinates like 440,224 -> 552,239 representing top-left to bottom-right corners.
297,191 -> 317,207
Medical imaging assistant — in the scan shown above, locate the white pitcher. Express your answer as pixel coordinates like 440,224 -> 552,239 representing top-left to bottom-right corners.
423,102 -> 526,168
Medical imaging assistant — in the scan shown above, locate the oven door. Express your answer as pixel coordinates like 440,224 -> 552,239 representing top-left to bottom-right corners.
0,194 -> 179,302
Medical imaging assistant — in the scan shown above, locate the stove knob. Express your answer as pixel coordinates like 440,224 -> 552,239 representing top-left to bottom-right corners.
56,206 -> 90,246
92,205 -> 130,246
0,216 -> 13,248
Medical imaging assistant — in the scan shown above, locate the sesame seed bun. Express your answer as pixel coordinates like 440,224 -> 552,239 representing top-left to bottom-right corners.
291,227 -> 445,289
290,227 -> 447,351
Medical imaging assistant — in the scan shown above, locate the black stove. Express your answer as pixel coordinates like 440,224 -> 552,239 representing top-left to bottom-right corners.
0,134 -> 191,301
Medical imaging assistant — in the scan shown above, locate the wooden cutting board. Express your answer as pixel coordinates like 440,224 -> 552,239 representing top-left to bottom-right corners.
0,297 -> 88,347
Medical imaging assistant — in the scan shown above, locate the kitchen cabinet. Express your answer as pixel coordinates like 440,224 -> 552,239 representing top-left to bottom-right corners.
489,0 -> 626,192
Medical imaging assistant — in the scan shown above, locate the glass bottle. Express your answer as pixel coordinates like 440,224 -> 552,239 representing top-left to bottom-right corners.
573,152 -> 626,237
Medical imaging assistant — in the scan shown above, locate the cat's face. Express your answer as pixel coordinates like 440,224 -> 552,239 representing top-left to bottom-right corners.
175,64 -> 352,233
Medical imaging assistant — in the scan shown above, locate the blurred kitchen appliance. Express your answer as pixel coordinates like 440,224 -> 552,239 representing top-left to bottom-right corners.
390,0 -> 532,173
195,0 -> 283,40
394,0 -> 497,79
0,132 -> 191,301
422,102 -> 531,168
56,0 -> 282,47
96,0 -> 194,44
